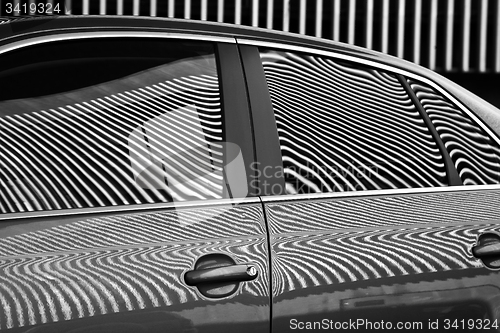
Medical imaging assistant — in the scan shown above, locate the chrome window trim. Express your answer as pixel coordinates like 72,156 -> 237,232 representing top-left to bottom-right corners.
239,39 -> 500,147
261,184 -> 500,203
0,30 -> 236,56
0,197 -> 262,221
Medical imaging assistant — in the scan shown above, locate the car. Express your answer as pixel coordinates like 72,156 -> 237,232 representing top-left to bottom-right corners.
0,15 -> 499,333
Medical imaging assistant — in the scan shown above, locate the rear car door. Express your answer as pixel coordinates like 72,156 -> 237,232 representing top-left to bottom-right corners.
239,42 -> 500,332
0,31 -> 270,333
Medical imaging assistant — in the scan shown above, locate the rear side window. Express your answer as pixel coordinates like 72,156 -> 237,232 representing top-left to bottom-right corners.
259,49 -> 448,194
408,79 -> 500,185
0,38 -> 230,214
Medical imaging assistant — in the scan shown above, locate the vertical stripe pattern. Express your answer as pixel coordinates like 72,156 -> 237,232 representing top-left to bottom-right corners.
315,0 -> 322,37
396,0 -> 405,57
462,0 -> 471,72
2,0 -> 500,73
445,0 -> 454,71
413,0 -> 422,65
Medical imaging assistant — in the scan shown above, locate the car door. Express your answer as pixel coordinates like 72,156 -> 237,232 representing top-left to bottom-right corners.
0,31 -> 270,333
239,42 -> 500,332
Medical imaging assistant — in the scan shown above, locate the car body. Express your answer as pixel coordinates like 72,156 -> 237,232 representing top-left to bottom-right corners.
0,15 -> 499,333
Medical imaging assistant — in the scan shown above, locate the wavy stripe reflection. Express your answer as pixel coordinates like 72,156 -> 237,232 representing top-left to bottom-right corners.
0,205 -> 268,330
0,58 -> 223,214
260,51 -> 447,195
271,226 -> 492,296
0,205 -> 265,257
409,79 -> 500,185
266,189 -> 500,296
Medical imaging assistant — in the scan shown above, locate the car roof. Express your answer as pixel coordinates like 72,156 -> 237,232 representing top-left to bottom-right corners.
0,15 -> 422,72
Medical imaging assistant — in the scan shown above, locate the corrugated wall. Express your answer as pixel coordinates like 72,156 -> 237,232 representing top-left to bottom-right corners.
1,0 -> 500,73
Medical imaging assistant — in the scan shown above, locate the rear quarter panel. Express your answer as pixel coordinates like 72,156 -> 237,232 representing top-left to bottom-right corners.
265,187 -> 500,332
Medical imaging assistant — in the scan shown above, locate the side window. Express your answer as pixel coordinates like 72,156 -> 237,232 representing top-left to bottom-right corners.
259,49 -> 448,194
409,79 -> 500,185
0,38 -> 237,214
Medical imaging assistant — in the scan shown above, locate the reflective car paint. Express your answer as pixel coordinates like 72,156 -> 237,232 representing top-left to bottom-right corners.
0,200 -> 270,332
264,188 -> 500,332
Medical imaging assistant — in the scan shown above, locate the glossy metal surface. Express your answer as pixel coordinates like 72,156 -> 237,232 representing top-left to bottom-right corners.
265,188 -> 500,331
0,200 -> 270,332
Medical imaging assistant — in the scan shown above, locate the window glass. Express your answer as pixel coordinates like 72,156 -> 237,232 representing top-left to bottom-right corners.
259,49 -> 448,195
409,79 -> 500,185
0,39 -> 230,214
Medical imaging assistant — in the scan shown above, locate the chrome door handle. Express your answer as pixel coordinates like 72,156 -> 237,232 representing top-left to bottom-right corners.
185,264 -> 258,286
472,233 -> 500,270
472,243 -> 500,257
184,254 -> 259,298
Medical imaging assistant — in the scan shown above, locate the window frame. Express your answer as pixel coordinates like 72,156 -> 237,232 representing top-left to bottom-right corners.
0,31 -> 257,220
238,40 -> 500,200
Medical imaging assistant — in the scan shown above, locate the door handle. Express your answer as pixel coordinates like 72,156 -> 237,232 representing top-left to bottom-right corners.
472,233 -> 500,270
472,243 -> 500,257
184,254 -> 259,298
185,264 -> 258,286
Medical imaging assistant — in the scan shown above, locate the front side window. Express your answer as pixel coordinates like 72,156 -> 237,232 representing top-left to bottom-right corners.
259,49 -> 448,195
0,38 -> 233,214
409,79 -> 500,185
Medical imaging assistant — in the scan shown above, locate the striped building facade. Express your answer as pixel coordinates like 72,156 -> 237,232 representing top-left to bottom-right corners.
1,0 -> 500,74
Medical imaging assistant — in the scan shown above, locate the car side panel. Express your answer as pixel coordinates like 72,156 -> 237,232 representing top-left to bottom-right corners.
265,188 -> 500,332
0,201 -> 270,333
